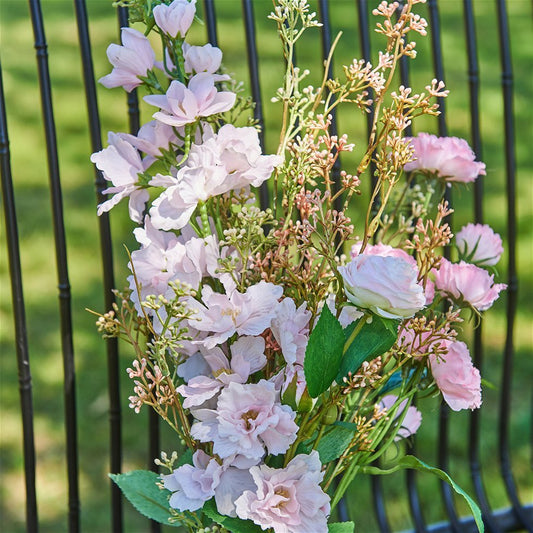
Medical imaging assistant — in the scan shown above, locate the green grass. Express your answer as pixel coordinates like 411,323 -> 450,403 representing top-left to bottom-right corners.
1,1 -> 532,532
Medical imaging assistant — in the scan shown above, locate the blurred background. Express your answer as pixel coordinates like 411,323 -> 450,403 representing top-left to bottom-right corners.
1,0 -> 532,531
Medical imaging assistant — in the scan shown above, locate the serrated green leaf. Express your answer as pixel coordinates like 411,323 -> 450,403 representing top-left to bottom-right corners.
338,316 -> 399,382
109,470 -> 180,527
202,499 -> 263,533
304,305 -> 345,398
316,422 -> 357,464
328,522 -> 356,533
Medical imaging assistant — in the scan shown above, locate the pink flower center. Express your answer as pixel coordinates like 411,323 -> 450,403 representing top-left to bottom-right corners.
241,409 -> 259,430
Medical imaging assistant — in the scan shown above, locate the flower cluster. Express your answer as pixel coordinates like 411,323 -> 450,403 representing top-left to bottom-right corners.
92,1 -> 502,531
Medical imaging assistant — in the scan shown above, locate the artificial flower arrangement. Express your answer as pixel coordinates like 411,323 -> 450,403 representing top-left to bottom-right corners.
91,0 -> 506,531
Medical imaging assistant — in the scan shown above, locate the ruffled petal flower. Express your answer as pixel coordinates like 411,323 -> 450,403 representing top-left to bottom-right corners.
434,259 -> 506,311
99,28 -> 155,92
339,254 -> 426,319
404,133 -> 486,183
234,451 -> 330,533
455,223 -> 503,267
429,340 -> 482,411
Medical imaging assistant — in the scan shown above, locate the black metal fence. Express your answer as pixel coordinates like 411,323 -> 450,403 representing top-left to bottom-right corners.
1,1 -> 532,532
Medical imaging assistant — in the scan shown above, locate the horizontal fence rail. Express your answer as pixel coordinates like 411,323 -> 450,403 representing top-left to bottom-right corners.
1,0 -> 532,532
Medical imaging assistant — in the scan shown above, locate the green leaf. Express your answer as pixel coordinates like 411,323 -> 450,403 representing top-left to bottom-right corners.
304,305 -> 345,398
316,422 -> 357,463
109,470 -> 180,527
328,522 -> 356,533
338,316 -> 399,382
399,456 -> 484,532
202,499 -> 263,533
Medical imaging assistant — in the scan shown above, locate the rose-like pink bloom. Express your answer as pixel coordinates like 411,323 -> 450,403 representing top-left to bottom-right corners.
186,281 -> 283,349
183,42 -> 223,74
153,0 -> 196,38
456,223 -> 503,267
270,298 -> 310,365
379,395 -> 422,441
404,133 -> 486,183
235,451 -> 330,533
429,340 -> 481,411
350,243 -> 435,305
90,132 -> 150,222
144,73 -> 236,128
191,380 -> 298,461
163,450 -> 222,511
118,120 -> 180,166
339,255 -> 426,319
99,28 -> 155,92
434,258 -> 506,311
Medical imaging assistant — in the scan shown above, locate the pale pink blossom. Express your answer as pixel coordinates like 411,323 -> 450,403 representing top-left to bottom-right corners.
183,42 -> 223,74
118,120 -> 180,165
99,28 -> 155,92
339,255 -> 426,319
351,242 -> 435,304
186,281 -> 283,349
153,0 -> 196,38
379,395 -> 422,441
127,217 -> 220,309
214,467 -> 255,517
270,298 -> 310,365
234,451 -> 330,533
191,380 -> 298,461
148,125 -> 281,229
404,133 -> 486,183
90,132 -> 150,222
144,73 -> 236,128
456,223 -> 503,267
434,259 -> 506,311
163,450 -> 222,511
429,340 -> 482,411
177,336 -> 267,409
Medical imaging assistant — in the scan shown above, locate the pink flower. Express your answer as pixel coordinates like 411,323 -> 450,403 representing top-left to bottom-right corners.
434,258 -> 506,311
177,336 -> 267,409
190,380 -> 298,460
118,120 -> 180,165
99,28 -> 155,92
351,241 -> 417,268
429,340 -> 481,411
379,395 -> 422,441
153,0 -> 196,38
183,43 -> 223,74
163,450 -> 222,511
270,298 -> 310,365
186,281 -> 283,349
456,223 -> 503,267
144,73 -> 236,128
234,451 -> 330,533
404,133 -> 486,183
90,132 -> 150,222
339,255 -> 426,319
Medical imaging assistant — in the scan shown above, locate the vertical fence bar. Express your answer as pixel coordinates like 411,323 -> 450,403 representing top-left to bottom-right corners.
27,1 -> 80,530
462,2 -> 501,532
496,1 -> 533,530
203,0 -> 218,47
426,1 -> 461,530
72,1 -> 123,530
241,0 -> 270,211
0,63 -> 40,533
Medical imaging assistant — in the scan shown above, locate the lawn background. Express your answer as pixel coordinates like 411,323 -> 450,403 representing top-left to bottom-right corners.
1,0 -> 532,532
